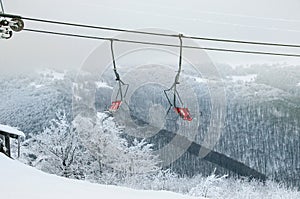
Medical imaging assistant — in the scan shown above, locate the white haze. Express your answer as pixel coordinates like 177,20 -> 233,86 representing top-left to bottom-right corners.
1,0 -> 300,74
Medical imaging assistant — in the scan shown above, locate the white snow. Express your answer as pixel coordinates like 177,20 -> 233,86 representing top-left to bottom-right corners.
0,124 -> 25,137
297,82 -> 300,87
29,82 -> 44,89
52,72 -> 65,80
0,154 -> 199,199
194,77 -> 209,83
95,81 -> 113,89
227,74 -> 257,83
37,69 -> 65,81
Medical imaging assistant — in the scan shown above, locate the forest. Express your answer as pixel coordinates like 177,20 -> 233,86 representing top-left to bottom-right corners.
0,63 -> 299,191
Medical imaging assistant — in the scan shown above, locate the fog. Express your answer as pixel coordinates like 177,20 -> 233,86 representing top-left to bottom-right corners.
1,0 -> 300,73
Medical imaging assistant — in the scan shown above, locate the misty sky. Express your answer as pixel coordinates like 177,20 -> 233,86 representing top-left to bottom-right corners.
1,0 -> 300,73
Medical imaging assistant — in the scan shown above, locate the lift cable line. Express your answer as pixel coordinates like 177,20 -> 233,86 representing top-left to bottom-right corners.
23,28 -> 300,58
20,15 -> 300,48
1,13 -> 300,49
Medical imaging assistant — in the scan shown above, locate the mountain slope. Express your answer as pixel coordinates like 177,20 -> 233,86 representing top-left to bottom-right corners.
0,154 -> 199,199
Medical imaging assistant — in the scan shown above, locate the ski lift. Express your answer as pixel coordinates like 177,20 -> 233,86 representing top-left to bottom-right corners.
108,40 -> 129,112
164,34 -> 192,121
0,0 -> 24,39
7,17 -> 24,32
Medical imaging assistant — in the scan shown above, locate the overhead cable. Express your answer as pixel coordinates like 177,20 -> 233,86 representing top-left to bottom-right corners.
1,13 -> 300,48
23,28 -> 300,58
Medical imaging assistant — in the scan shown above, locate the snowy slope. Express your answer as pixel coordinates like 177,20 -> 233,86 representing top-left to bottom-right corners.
0,154 -> 200,199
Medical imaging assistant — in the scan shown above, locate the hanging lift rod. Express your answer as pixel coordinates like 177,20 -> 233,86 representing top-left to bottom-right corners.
163,34 -> 193,121
108,39 -> 129,112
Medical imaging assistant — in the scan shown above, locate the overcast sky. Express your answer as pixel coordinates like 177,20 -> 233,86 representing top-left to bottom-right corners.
1,0 -> 300,73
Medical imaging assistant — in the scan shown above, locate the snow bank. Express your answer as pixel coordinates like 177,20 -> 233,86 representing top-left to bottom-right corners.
0,154 -> 200,199
194,77 -> 209,84
37,68 -> 65,81
29,82 -> 44,89
0,124 -> 25,137
95,81 -> 113,89
228,74 -> 257,83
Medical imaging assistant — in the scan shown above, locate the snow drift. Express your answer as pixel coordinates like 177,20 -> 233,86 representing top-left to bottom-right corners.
0,154 -> 199,199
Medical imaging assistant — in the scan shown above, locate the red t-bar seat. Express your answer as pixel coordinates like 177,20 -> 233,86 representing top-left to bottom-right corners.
109,100 -> 122,112
174,107 -> 192,121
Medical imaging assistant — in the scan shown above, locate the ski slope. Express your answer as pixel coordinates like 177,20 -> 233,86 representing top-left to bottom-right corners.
0,154 -> 200,199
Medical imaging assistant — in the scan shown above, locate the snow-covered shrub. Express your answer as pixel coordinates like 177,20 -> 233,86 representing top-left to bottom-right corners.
21,110 -> 160,183
73,112 -> 160,175
188,173 -> 300,199
120,169 -> 300,199
189,170 -> 228,198
20,110 -> 86,179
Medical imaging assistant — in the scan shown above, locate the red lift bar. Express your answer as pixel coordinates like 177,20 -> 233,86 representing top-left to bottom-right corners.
109,100 -> 122,112
174,107 -> 192,121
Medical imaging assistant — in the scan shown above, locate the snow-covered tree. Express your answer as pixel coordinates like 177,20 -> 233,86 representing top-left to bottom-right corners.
124,138 -> 160,174
73,112 -> 160,176
21,110 -> 160,183
21,110 -> 86,179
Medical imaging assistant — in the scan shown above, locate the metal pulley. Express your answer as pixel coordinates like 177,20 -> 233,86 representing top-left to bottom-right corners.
0,26 -> 12,39
0,0 -> 24,39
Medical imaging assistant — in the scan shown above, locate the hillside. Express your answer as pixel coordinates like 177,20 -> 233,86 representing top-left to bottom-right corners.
0,63 -> 299,189
0,154 -> 199,199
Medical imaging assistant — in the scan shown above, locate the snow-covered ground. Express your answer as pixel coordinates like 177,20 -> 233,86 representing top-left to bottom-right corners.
95,81 -> 113,89
2,152 -> 299,199
227,74 -> 257,83
29,82 -> 44,89
0,154 -> 200,199
37,68 -> 65,81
